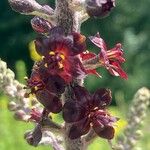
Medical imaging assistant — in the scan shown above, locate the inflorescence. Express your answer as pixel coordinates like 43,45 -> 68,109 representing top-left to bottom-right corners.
7,0 -> 128,147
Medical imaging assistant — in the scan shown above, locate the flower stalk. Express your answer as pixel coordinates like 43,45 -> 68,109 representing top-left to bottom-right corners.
115,87 -> 150,150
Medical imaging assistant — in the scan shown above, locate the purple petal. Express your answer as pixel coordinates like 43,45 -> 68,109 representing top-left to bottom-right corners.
36,90 -> 62,113
93,124 -> 115,139
45,75 -> 66,95
68,117 -> 90,139
62,101 -> 87,123
92,88 -> 112,108
72,85 -> 91,106
34,37 -> 50,56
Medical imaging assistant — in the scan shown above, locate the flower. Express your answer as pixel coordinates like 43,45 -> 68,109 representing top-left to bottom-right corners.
89,33 -> 128,79
27,62 -> 66,113
86,0 -> 115,18
62,85 -> 117,139
35,27 -> 86,82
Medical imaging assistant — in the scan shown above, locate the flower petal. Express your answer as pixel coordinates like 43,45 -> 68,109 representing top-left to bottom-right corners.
72,85 -> 91,106
93,124 -> 115,139
34,37 -> 50,56
80,51 -> 96,61
62,100 -> 87,123
68,117 -> 90,139
92,88 -> 112,109
36,90 -> 62,113
89,32 -> 107,52
109,61 -> 128,79
86,69 -> 102,78
92,110 -> 116,139
71,32 -> 86,55
45,75 -> 66,95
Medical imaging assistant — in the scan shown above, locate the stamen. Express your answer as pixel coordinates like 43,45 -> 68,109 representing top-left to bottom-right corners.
90,122 -> 93,127
58,62 -> 64,69
60,54 -> 65,60
94,107 -> 98,110
41,56 -> 45,59
49,51 -> 55,55
34,86 -> 38,91
44,63 -> 48,68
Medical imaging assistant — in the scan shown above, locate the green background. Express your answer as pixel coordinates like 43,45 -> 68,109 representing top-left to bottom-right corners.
0,0 -> 150,149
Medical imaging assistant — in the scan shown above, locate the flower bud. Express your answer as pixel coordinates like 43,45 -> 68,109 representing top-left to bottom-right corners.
24,125 -> 42,146
8,0 -> 38,14
7,101 -> 18,111
31,17 -> 52,33
14,110 -> 27,121
85,0 -> 115,18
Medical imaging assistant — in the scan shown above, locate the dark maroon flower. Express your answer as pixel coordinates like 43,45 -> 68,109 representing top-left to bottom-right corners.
35,27 -> 86,82
62,85 -> 117,139
27,63 -> 66,113
89,33 -> 128,79
86,0 -> 115,18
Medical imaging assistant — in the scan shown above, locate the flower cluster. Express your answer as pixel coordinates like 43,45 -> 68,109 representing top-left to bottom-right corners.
17,0 -> 129,142
6,0 -> 130,148
27,62 -> 66,113
63,85 -> 117,139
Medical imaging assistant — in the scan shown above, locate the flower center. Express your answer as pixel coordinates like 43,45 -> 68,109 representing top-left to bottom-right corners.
43,51 -> 66,69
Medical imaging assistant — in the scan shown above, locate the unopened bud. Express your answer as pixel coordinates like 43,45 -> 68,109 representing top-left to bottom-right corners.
14,110 -> 27,121
31,17 -> 52,33
128,137 -> 137,146
7,101 -> 18,111
134,130 -> 143,139
24,125 -> 42,146
0,60 -> 7,74
8,0 -> 40,14
85,0 -> 115,18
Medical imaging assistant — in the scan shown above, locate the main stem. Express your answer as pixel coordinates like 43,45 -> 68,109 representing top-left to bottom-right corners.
55,0 -> 84,149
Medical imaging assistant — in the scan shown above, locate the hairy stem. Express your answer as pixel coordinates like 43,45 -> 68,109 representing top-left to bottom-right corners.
55,0 -> 85,149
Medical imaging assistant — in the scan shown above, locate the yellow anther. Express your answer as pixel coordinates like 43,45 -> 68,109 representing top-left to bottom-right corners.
49,51 -> 55,55
60,54 -> 65,60
34,86 -> 38,91
58,62 -> 64,69
44,63 -> 48,68
29,93 -> 36,99
41,56 -> 45,59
